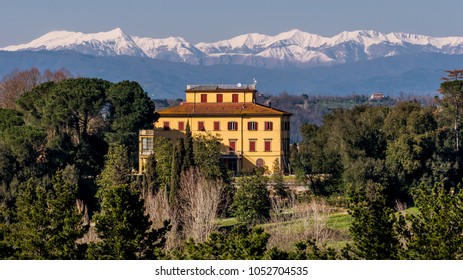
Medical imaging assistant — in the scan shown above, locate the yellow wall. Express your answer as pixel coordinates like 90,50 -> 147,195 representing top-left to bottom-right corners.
148,115 -> 290,173
139,86 -> 290,174
185,91 -> 255,103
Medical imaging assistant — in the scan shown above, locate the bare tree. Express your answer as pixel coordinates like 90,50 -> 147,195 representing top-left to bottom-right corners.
0,67 -> 72,109
143,166 -> 226,249
177,167 -> 226,243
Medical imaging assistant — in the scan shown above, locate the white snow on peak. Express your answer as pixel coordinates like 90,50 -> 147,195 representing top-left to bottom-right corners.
3,28 -> 463,67
1,28 -> 146,57
133,35 -> 203,63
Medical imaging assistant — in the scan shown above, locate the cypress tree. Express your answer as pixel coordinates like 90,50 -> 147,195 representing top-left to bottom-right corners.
170,138 -> 185,204
142,153 -> 158,195
184,121 -> 195,170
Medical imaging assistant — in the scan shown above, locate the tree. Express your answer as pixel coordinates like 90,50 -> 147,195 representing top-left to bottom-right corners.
180,225 -> 270,260
176,167 -> 226,243
395,183 -> 463,259
183,121 -> 195,169
87,184 -> 170,259
142,153 -> 158,196
42,78 -> 110,144
153,137 -> 173,190
169,138 -> 185,204
193,133 -> 228,181
9,168 -> 87,259
105,81 -> 155,153
231,174 -> 270,224
271,158 -> 287,198
347,182 -> 399,259
0,68 -> 71,109
439,71 -> 463,152
98,144 -> 131,188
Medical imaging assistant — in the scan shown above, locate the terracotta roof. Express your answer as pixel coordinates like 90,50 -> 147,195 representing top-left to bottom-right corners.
156,102 -> 292,117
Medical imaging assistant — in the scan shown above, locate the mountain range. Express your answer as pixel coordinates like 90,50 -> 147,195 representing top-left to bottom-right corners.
1,28 -> 463,98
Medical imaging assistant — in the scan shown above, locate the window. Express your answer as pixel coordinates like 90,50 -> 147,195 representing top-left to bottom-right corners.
201,94 -> 207,103
214,121 -> 220,131
248,121 -> 258,131
216,94 -> 223,103
178,121 -> 185,131
264,121 -> 273,131
141,138 -> 153,154
264,140 -> 271,152
232,94 -> 238,103
229,140 -> 236,152
198,121 -> 205,131
228,121 -> 238,131
163,121 -> 170,130
249,140 -> 256,152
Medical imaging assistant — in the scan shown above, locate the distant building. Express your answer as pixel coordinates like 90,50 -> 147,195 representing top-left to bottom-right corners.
139,84 -> 292,174
369,92 -> 385,101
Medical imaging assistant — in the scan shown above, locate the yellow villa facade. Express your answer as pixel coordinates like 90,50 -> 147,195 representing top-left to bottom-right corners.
139,84 -> 292,174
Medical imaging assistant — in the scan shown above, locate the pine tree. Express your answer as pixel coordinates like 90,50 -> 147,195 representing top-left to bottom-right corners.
348,182 -> 398,259
395,183 -> 463,259
10,168 -> 86,259
87,184 -> 170,259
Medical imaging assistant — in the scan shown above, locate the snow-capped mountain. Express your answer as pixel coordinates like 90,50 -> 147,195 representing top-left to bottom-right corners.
3,28 -> 463,68
132,36 -> 204,64
2,28 -> 146,57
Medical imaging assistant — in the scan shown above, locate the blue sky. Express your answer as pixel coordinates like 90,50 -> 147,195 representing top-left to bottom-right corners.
1,0 -> 462,47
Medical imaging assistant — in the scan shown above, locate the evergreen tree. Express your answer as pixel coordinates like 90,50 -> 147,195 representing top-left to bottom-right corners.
231,174 -> 270,225
10,168 -> 86,259
87,184 -> 170,259
395,183 -> 463,259
183,121 -> 195,169
193,133 -> 228,181
180,225 -> 270,260
142,153 -> 158,195
348,182 -> 398,259
98,144 -> 131,188
271,158 -> 287,198
170,138 -> 185,204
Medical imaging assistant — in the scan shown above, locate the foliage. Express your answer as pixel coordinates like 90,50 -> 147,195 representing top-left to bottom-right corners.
0,67 -> 70,109
8,168 -> 87,259
98,144 -> 131,188
231,174 -> 270,224
193,133 -> 228,181
271,158 -> 287,198
347,182 -> 399,259
87,184 -> 170,260
153,137 -> 173,190
105,81 -> 155,152
179,225 -> 270,260
395,183 -> 463,259
170,138 -> 185,203
183,121 -> 195,169
142,154 -> 157,195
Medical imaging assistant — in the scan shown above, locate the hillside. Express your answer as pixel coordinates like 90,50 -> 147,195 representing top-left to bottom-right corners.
1,50 -> 462,98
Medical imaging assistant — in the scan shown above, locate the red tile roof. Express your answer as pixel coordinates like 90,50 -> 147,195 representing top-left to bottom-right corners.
156,102 -> 292,117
